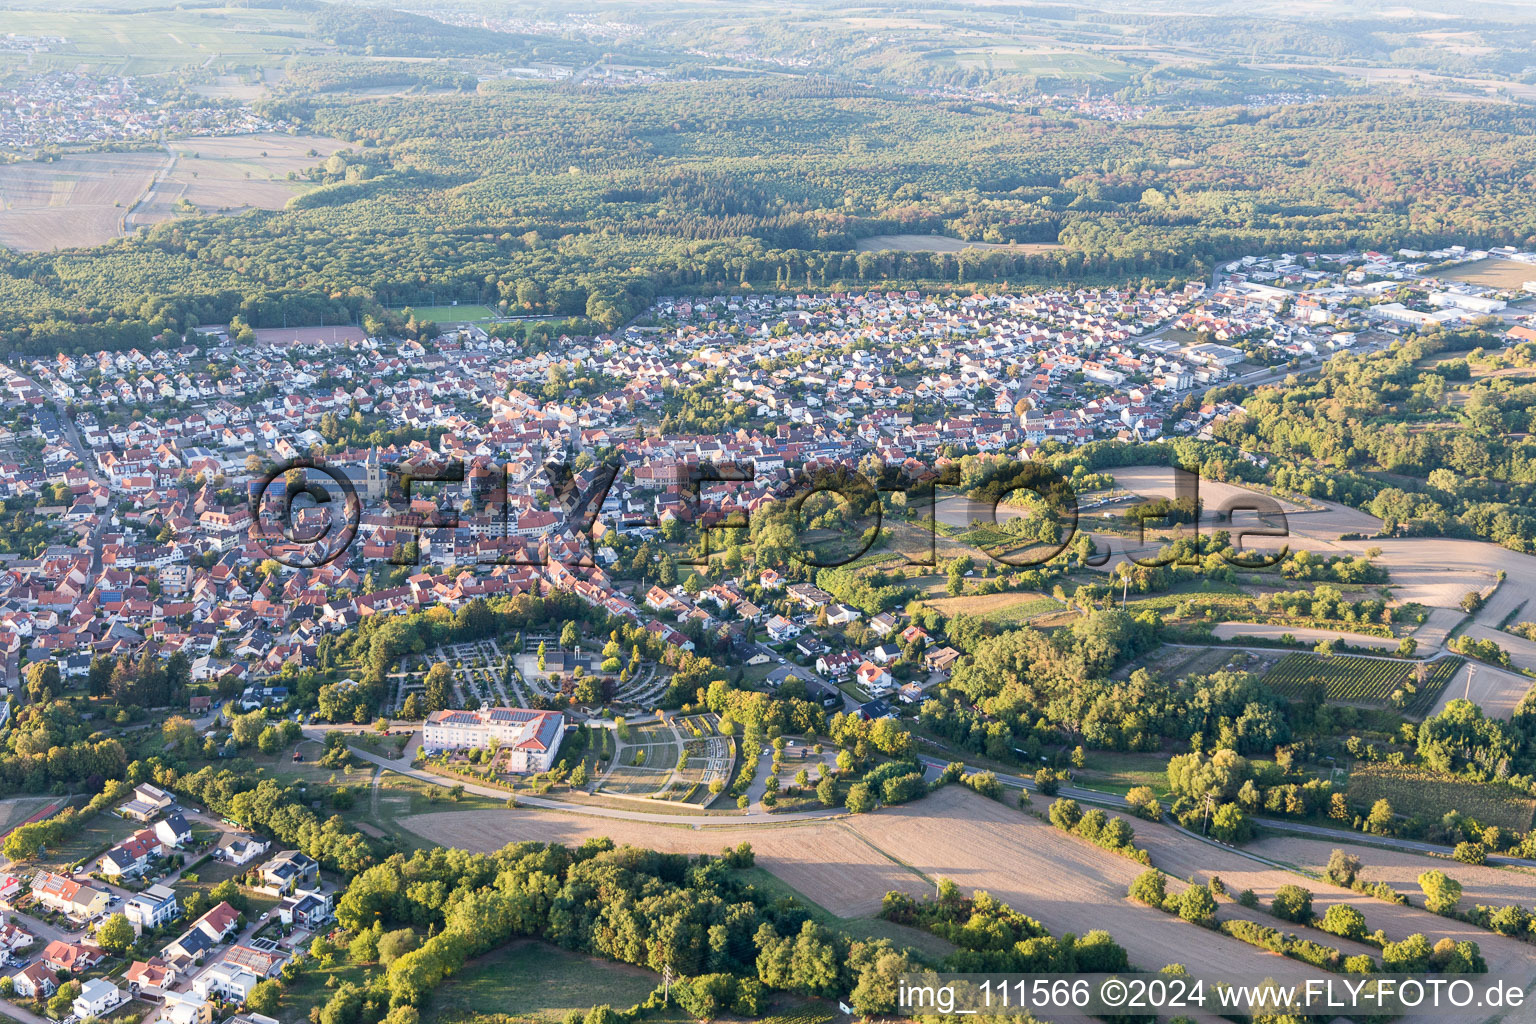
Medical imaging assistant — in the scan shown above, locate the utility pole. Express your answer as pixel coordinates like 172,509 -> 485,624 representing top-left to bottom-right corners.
662,965 -> 674,1005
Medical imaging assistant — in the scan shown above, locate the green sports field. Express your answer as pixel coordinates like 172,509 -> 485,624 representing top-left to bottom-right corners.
396,304 -> 498,322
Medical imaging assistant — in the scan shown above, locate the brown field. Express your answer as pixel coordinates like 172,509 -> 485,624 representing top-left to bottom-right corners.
1136,823 -> 1536,995
1249,834 -> 1536,911
843,789 -> 1338,986
0,133 -> 346,251
1435,257 -> 1536,290
402,787 -> 1536,1005
398,808 -> 927,917
853,233 -> 1064,253
130,132 -> 348,226
0,150 -> 164,249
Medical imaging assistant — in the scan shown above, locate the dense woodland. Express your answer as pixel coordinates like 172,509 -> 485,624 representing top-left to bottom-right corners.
10,76 -> 1536,357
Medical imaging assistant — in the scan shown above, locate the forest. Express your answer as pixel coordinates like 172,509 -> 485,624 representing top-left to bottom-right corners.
10,76 -> 1536,357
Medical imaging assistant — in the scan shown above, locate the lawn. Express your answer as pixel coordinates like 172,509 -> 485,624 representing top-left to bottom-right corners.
394,304 -> 498,322
1072,750 -> 1175,798
46,810 -> 137,870
424,940 -> 675,1024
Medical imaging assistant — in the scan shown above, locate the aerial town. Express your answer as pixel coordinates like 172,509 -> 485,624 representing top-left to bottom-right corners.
4,1 -> 1536,1022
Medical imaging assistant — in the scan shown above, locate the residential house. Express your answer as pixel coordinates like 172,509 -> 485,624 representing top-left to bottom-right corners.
73,978 -> 122,1019
125,884 -> 181,934
163,901 -> 241,965
222,944 -> 287,979
160,991 -> 216,1024
260,849 -> 320,894
154,812 -> 194,849
219,836 -> 271,866
924,646 -> 960,678
43,939 -> 106,974
855,660 -> 893,697
125,957 -> 178,996
31,872 -> 111,920
192,961 -> 260,1002
119,782 -> 174,821
278,890 -> 333,929
764,615 -> 799,642
13,962 -> 56,999
99,827 -> 164,878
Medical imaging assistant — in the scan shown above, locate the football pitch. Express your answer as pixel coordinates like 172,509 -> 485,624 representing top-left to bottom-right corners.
396,304 -> 498,322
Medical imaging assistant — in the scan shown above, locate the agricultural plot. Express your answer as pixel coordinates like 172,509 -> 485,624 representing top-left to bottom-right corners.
1261,653 -> 1463,713
132,133 -> 347,226
1347,764 -> 1536,832
0,150 -> 164,250
1436,257 -> 1536,290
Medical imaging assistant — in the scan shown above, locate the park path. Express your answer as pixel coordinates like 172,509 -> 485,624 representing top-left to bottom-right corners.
338,737 -> 842,827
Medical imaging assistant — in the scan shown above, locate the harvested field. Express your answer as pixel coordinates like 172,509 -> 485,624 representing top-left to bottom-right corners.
397,808 -> 926,917
1249,834 -> 1536,911
1135,822 -> 1536,1001
1430,660 -> 1534,719
131,132 -> 348,226
843,788 -> 1335,985
0,133 -> 345,251
853,234 -> 1064,253
1435,257 -> 1536,290
0,150 -> 164,249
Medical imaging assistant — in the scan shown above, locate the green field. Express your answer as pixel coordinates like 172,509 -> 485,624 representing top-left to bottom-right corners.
425,941 -> 674,1024
394,304 -> 498,322
0,9 -> 319,74
1348,764 -> 1536,832
1262,653 -> 1463,714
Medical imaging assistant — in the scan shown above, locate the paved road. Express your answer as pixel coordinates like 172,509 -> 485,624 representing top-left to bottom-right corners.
10,366 -> 110,576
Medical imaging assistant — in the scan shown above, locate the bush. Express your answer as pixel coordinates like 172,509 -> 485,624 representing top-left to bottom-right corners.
1125,786 -> 1163,821
1324,848 -> 1361,888
960,771 -> 1002,800
1177,884 -> 1218,926
1048,797 -> 1082,831
1453,841 -> 1487,865
845,782 -> 875,814
1238,889 -> 1259,908
1034,768 -> 1060,796
1128,869 -> 1167,906
1271,884 -> 1313,924
1343,954 -> 1377,974
1319,904 -> 1368,943
1418,869 -> 1462,915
